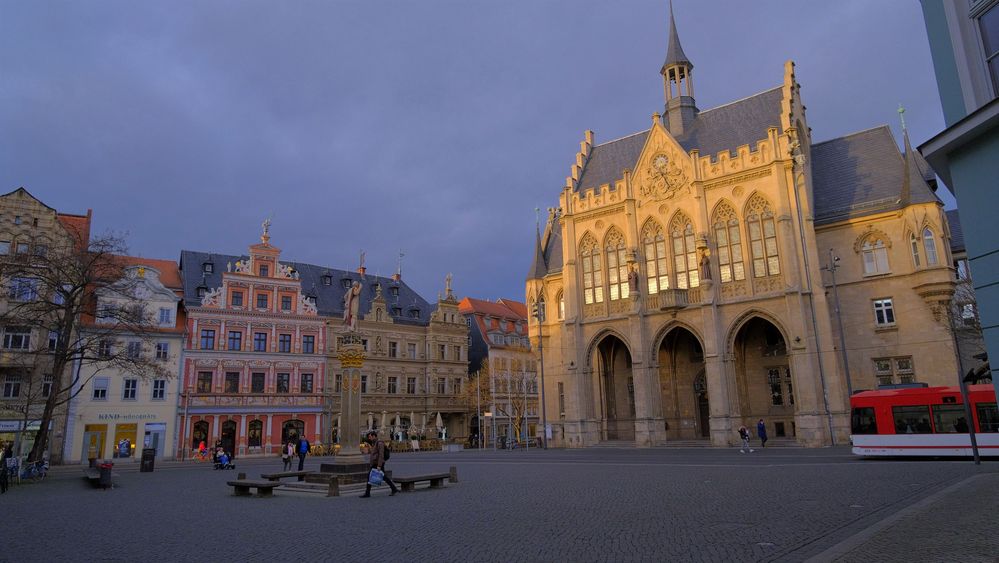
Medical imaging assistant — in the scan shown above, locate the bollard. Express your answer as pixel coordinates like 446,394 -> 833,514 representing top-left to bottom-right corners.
327,478 -> 340,497
237,472 -> 246,480
448,465 -> 458,483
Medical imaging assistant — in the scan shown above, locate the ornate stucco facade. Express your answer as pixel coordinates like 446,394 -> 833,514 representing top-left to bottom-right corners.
527,10 -> 964,448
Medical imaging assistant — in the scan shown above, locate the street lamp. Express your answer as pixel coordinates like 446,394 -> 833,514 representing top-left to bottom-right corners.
532,298 -> 549,449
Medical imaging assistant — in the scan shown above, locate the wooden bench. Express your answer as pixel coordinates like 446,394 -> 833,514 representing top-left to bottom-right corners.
393,466 -> 457,492
227,479 -> 281,497
259,470 -> 313,482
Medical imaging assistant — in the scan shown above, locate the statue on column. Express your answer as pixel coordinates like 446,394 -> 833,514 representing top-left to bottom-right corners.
627,265 -> 640,296
700,250 -> 712,281
343,281 -> 361,332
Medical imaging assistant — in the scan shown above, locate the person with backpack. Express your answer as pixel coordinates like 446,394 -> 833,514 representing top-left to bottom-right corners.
296,435 -> 310,478
738,425 -> 754,453
360,430 -> 398,498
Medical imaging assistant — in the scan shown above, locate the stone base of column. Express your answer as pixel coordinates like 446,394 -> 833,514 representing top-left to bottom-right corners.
794,413 -> 835,447
318,454 -> 371,484
564,420 -> 602,448
709,415 -> 735,446
634,418 -> 668,447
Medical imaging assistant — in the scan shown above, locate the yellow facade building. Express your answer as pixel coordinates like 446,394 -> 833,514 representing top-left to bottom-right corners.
526,10 -> 962,447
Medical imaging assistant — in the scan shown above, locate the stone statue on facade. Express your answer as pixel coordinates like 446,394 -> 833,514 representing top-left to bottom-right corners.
627,265 -> 640,296
343,280 -> 361,332
700,251 -> 712,281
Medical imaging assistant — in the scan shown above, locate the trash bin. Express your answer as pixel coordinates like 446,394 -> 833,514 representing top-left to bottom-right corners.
140,448 -> 155,473
98,462 -> 113,489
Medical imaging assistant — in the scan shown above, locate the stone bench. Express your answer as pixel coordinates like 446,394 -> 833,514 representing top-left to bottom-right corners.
260,470 -> 313,481
393,466 -> 458,492
227,479 -> 281,497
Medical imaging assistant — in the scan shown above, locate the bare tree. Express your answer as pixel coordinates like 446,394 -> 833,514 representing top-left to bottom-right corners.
950,272 -> 988,380
0,230 -> 172,464
457,360 -> 535,446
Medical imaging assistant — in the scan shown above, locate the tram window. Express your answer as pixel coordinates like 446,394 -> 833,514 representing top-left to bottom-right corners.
892,406 -> 932,434
977,403 -> 999,432
931,405 -> 968,433
851,407 -> 878,434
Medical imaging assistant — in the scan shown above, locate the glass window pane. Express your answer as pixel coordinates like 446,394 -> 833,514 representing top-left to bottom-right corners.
656,241 -> 666,256
733,262 -> 745,280
647,279 -> 657,295
851,407 -> 877,434
763,219 -> 775,237
720,266 -> 732,283
765,238 -> 778,256
595,287 -> 603,302
732,243 -> 743,262
749,222 -> 761,239
876,248 -> 889,272
675,255 -> 685,271
718,247 -> 730,263
751,240 -> 764,257
980,5 -> 999,55
609,286 -> 619,301
863,252 -> 876,274
768,256 -> 780,275
892,405 -> 932,434
659,275 -> 669,290
977,403 -> 999,432
716,228 -> 728,245
729,226 -> 740,243
932,405 -> 968,433
754,259 -> 766,277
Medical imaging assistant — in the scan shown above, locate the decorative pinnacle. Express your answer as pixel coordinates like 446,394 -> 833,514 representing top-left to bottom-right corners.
898,104 -> 907,131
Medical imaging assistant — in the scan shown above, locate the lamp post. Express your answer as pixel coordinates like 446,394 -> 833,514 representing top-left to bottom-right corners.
533,300 -> 549,449
821,249 -> 854,398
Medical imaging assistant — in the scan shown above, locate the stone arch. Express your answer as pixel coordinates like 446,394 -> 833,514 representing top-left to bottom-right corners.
650,319 -> 706,363
604,226 -> 626,249
578,231 -> 598,253
641,217 -> 664,241
852,226 -> 892,252
668,209 -> 694,234
725,308 -> 792,355
710,199 -> 738,223
584,328 -> 634,369
743,191 -> 775,219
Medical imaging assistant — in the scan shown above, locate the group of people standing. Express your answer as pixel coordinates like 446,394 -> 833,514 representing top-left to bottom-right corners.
737,419 -> 769,453
281,435 -> 311,473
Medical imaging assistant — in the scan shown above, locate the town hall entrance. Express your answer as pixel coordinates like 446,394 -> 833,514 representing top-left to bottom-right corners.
593,334 -> 634,441
657,327 -> 708,440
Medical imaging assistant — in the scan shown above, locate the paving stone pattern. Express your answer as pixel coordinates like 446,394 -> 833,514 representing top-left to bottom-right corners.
0,447 -> 994,562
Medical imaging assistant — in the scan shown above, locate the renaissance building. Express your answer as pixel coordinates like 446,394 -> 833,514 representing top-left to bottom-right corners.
527,8 -> 965,447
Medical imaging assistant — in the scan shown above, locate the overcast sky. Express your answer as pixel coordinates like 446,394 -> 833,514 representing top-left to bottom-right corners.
0,1 -> 948,303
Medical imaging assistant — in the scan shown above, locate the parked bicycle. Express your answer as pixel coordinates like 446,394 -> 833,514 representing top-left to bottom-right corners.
20,459 -> 47,482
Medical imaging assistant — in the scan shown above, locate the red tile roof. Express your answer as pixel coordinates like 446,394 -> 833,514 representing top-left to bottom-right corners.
458,297 -> 527,321
57,210 -> 92,248
113,255 -> 183,289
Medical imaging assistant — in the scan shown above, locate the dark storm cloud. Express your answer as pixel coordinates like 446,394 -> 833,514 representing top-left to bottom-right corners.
0,0 -> 946,302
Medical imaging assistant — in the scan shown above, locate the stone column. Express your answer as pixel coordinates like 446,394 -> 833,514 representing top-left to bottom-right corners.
265,414 -> 273,454
706,354 -> 736,446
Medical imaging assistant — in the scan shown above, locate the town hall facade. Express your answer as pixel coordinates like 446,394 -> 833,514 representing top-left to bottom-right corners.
527,8 -> 963,447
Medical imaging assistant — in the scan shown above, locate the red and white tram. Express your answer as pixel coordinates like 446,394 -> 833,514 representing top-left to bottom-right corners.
850,384 -> 999,456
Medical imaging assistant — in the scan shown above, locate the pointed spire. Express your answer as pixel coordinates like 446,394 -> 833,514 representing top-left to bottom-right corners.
662,0 -> 692,72
527,222 -> 548,280
898,105 -> 920,207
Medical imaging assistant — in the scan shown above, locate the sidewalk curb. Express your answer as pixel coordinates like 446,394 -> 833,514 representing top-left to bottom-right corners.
804,472 -> 991,563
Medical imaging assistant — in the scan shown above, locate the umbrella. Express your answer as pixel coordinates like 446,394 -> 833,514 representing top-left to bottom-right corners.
435,412 -> 443,429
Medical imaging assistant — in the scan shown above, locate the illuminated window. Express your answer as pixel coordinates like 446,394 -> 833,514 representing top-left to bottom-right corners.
712,202 -> 745,283
670,212 -> 698,289
605,229 -> 629,301
580,233 -> 602,304
746,195 -> 779,278
923,228 -> 939,265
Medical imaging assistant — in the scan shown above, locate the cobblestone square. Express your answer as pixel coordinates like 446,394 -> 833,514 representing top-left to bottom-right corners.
3,447 -> 996,562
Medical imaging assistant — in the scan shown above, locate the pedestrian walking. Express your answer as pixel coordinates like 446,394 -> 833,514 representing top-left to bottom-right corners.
0,442 -> 9,494
757,419 -> 768,448
738,426 -> 754,453
296,435 -> 310,477
280,441 -> 292,471
360,430 -> 398,497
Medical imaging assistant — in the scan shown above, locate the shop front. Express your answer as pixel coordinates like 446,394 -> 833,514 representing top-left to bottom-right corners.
0,419 -> 51,459
69,412 -> 174,463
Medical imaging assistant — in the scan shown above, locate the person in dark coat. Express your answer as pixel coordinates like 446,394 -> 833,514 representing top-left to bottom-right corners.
360,430 -> 398,497
757,419 -> 768,448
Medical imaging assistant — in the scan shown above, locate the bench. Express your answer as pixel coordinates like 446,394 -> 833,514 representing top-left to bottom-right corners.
259,470 -> 313,482
393,466 -> 457,492
227,479 -> 281,497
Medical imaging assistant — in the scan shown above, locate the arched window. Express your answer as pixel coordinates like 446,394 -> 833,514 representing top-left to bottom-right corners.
642,220 -> 669,294
745,194 -> 780,277
910,233 -> 921,267
670,212 -> 698,289
282,419 -> 305,445
580,234 -> 603,304
862,238 -> 890,275
712,202 -> 745,283
537,295 -> 547,321
247,419 -> 262,447
605,229 -> 628,300
556,291 -> 565,320
191,420 -> 209,450
923,228 -> 938,265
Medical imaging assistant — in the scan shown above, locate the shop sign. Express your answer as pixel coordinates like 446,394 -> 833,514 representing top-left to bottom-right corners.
0,420 -> 48,432
97,413 -> 157,421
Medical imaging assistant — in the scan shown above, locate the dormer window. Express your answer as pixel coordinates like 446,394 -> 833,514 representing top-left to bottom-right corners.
197,287 -> 207,298
391,307 -> 402,316
390,286 -> 399,297
341,278 -> 352,289
322,274 -> 332,286
409,308 -> 420,319
203,262 -> 214,274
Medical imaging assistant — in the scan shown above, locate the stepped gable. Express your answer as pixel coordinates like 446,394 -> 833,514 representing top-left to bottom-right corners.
575,86 -> 784,193
179,250 -> 433,326
811,126 -> 940,225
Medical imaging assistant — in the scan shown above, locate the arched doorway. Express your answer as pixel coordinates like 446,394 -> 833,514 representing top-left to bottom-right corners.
733,317 -> 795,439
593,334 -> 634,441
657,327 -> 707,440
191,420 -> 209,451
220,420 -> 236,455
282,419 -> 305,446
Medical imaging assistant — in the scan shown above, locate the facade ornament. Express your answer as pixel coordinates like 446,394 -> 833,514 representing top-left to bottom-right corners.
261,216 -> 272,244
700,250 -> 713,281
227,261 -> 232,273
277,263 -> 295,279
201,287 -> 224,307
627,265 -> 640,296
298,294 -> 318,315
642,150 -> 689,200
234,260 -> 250,274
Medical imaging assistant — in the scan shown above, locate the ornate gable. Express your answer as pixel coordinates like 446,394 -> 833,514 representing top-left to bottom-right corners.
634,118 -> 694,203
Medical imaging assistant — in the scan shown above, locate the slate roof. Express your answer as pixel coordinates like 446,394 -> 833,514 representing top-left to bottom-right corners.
179,250 -> 434,326
811,126 -> 940,225
663,2 -> 692,70
576,87 -> 784,193
946,209 -> 964,253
